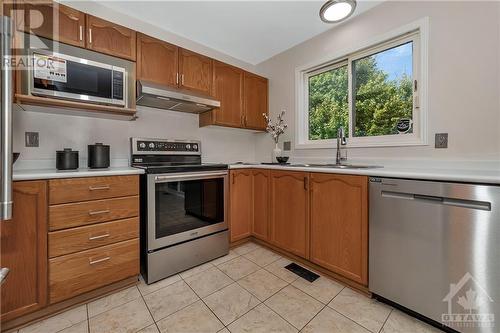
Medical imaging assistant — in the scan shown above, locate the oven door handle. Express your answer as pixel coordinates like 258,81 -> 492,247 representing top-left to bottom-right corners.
154,171 -> 228,183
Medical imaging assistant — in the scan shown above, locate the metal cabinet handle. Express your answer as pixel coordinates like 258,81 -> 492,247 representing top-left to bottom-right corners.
88,233 -> 110,240
181,74 -> 185,85
89,28 -> 92,44
176,73 -> 179,85
0,268 -> 10,284
88,185 -> 110,191
88,209 -> 110,216
79,25 -> 83,41
89,256 -> 110,265
303,177 -> 308,190
232,173 -> 235,184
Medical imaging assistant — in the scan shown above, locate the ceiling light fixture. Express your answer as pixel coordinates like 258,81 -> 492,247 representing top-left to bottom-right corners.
319,0 -> 357,23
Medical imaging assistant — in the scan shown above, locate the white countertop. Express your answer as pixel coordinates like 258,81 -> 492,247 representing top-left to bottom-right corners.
13,167 -> 144,181
229,163 -> 500,184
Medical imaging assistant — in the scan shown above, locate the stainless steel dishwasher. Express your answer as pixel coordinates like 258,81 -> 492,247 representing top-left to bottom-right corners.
369,177 -> 500,333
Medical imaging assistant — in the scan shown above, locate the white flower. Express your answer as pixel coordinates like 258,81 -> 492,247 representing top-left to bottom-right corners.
263,110 -> 288,144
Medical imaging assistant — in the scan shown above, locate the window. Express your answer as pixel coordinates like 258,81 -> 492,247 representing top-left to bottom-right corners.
296,20 -> 428,148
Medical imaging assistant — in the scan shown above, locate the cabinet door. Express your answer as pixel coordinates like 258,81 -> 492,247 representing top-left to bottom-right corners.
86,15 -> 136,61
137,33 -> 178,88
1,181 -> 48,321
17,0 -> 85,47
229,170 -> 252,242
243,72 -> 268,130
179,48 -> 212,95
252,169 -> 270,241
270,171 -> 309,258
310,174 -> 368,285
212,61 -> 244,127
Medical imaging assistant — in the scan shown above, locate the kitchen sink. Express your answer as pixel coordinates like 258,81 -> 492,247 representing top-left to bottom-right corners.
289,163 -> 382,169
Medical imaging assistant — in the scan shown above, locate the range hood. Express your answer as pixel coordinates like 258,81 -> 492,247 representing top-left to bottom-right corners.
136,81 -> 220,113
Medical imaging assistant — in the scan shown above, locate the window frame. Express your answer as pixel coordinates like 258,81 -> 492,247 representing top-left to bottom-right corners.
295,18 -> 429,149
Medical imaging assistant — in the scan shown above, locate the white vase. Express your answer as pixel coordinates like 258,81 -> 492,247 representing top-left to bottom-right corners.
272,142 -> 282,163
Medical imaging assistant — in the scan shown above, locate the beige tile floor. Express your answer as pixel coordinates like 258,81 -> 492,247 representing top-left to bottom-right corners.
15,242 -> 442,333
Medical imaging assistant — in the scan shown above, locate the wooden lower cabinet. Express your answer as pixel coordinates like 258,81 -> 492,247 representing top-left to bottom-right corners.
309,173 -> 368,285
269,170 -> 310,259
229,170 -> 252,242
49,239 -> 139,303
252,169 -> 270,241
0,181 -> 47,322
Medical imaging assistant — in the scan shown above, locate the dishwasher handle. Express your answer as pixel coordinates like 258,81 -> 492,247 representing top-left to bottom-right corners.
381,190 -> 491,211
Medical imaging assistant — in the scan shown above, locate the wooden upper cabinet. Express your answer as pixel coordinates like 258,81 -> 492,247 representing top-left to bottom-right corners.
310,174 -> 368,285
137,33 -> 178,88
211,61 -> 244,127
243,72 -> 268,130
17,0 -> 85,47
269,171 -> 310,259
252,169 -> 270,241
229,170 -> 253,242
86,15 -> 136,61
179,48 -> 212,95
1,181 -> 48,322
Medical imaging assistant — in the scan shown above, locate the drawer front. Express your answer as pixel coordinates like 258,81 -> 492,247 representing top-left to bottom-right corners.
49,196 -> 139,231
49,175 -> 139,204
49,238 -> 139,303
49,217 -> 139,258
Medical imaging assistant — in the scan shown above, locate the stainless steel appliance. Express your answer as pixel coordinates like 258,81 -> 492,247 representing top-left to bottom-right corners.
0,15 -> 13,284
370,178 -> 500,333
136,80 -> 220,113
18,33 -> 135,108
131,137 -> 229,284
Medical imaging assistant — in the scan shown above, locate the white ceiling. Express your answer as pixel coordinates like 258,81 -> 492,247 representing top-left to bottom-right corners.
93,1 -> 383,65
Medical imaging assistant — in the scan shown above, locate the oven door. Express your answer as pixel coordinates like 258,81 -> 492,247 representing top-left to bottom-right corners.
29,49 -> 126,106
147,171 -> 228,251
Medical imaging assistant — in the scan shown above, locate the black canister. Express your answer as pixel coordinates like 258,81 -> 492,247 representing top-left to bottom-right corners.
88,143 -> 110,169
56,148 -> 79,170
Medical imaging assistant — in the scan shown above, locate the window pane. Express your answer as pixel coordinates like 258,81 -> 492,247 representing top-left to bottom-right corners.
308,65 -> 348,140
352,41 -> 414,137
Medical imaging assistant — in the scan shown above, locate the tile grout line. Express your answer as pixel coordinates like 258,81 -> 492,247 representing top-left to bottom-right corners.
178,270 -> 228,330
329,306 -> 382,333
377,308 -> 394,333
137,282 -> 164,333
86,304 -> 90,333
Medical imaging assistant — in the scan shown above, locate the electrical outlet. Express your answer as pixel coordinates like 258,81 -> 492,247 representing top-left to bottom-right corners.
435,133 -> 448,149
25,132 -> 39,147
283,141 -> 291,151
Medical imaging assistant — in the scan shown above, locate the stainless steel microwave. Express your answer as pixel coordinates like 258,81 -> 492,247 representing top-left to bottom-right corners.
19,34 -> 135,108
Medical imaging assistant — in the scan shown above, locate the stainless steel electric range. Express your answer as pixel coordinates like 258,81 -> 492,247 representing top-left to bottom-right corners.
131,137 -> 229,284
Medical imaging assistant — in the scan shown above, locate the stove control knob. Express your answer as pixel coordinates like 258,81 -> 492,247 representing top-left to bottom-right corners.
139,142 -> 146,149
186,144 -> 191,150
193,144 -> 198,151
149,142 -> 155,149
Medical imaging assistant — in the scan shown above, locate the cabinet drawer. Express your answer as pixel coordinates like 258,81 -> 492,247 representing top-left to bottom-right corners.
49,175 -> 139,204
49,196 -> 139,231
48,217 -> 139,258
49,238 -> 139,304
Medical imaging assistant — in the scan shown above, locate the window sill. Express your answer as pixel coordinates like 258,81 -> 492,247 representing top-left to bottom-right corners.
295,137 -> 428,149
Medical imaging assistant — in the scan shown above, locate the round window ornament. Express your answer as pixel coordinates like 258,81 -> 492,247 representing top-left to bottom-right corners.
397,119 -> 413,134
319,0 -> 357,23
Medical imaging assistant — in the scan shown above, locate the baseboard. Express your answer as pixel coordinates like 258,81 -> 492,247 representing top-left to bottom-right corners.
1,276 -> 139,332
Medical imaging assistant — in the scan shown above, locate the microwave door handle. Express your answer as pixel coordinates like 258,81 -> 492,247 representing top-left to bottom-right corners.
1,16 -> 13,220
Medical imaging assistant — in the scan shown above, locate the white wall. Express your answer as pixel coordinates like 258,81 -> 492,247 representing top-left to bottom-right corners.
13,106 -> 259,167
13,1 -> 264,168
255,1 -> 500,163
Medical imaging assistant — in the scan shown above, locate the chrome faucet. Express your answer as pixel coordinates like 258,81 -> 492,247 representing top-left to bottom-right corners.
336,127 -> 347,165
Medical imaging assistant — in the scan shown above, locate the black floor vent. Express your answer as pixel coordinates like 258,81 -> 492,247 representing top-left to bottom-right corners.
284,263 -> 320,282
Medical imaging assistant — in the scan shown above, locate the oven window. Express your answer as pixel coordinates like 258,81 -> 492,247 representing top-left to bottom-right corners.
33,59 -> 112,99
155,178 -> 224,239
